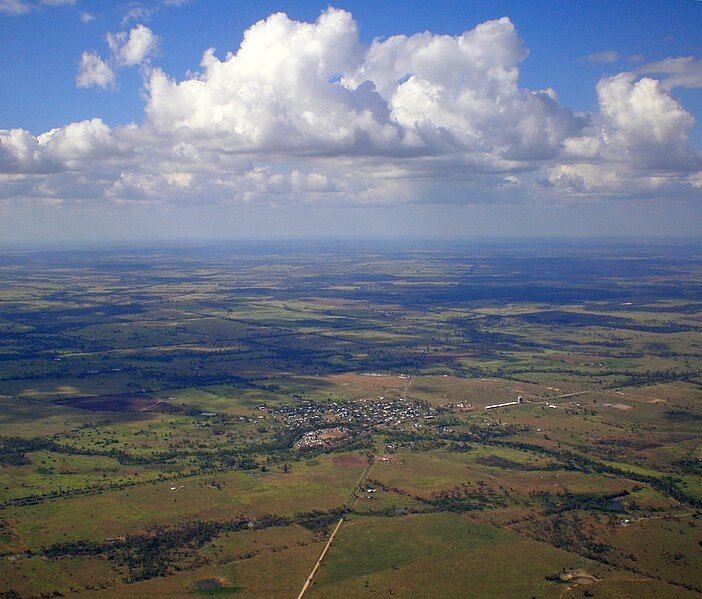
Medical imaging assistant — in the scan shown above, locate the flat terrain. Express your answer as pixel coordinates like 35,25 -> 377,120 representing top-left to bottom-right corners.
0,241 -> 700,597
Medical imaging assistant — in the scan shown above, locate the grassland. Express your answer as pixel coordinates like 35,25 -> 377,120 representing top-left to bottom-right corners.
0,241 -> 700,597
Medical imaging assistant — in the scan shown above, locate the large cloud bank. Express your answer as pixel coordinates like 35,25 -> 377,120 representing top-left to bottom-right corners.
1,8 -> 700,207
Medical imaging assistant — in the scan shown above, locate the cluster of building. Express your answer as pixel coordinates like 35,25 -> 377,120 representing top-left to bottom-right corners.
293,427 -> 350,449
268,396 -> 436,430
437,401 -> 475,413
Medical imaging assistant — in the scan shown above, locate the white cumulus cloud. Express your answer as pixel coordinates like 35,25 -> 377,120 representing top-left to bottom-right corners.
597,73 -> 696,170
77,24 -> 159,90
76,52 -> 116,89
545,71 -> 700,197
3,8 -> 701,209
107,23 -> 159,66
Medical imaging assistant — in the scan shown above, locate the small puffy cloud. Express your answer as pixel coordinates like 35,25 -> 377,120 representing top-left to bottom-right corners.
0,0 -> 75,13
107,24 -> 159,66
641,56 -> 702,89
162,171 -> 193,187
120,0 -> 190,26
121,5 -> 156,27
76,52 -> 116,89
77,25 -> 159,90
581,50 -> 619,63
545,166 -> 587,192
80,12 -> 95,23
0,0 -> 31,14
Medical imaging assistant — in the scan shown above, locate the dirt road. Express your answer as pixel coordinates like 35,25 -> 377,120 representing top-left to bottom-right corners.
295,516 -> 345,599
295,457 -> 374,599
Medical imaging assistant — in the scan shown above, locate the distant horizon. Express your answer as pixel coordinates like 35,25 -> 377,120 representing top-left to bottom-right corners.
2,235 -> 700,253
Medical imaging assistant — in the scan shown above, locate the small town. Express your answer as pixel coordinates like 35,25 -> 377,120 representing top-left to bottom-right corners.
267,397 -> 436,431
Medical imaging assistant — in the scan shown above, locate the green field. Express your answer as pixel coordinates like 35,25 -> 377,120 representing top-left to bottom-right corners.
0,242 -> 700,597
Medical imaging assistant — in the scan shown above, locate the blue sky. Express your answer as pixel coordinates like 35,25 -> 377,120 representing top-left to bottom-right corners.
3,1 -> 701,133
0,0 -> 701,241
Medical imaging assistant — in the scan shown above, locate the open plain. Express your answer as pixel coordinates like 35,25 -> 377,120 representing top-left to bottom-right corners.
0,241 -> 700,597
